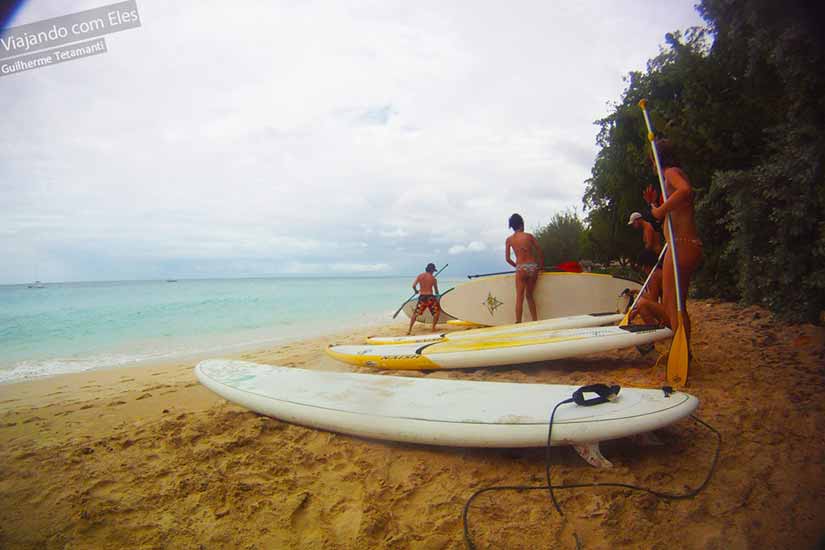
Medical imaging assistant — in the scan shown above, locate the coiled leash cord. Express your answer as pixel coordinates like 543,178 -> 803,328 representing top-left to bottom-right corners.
462,384 -> 721,550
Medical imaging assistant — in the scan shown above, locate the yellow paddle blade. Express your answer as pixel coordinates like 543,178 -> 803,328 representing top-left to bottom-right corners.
618,311 -> 630,327
666,316 -> 689,387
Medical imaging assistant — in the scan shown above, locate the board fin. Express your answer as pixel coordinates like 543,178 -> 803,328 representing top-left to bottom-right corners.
573,443 -> 613,468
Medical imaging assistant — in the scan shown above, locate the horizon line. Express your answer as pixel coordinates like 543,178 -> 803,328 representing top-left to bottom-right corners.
0,273 -> 470,286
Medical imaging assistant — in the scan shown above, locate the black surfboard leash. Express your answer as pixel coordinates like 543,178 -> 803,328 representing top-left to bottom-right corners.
462,384 -> 721,549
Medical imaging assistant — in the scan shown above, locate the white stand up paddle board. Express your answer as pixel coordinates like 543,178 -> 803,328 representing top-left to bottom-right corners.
367,312 -> 624,345
329,325 -> 672,370
195,360 -> 698,468
440,272 -> 639,326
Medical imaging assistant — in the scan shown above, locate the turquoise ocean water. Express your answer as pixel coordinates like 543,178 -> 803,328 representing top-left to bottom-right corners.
0,277 -> 457,384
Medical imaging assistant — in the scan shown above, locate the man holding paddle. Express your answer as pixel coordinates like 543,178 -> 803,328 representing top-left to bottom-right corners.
407,263 -> 441,334
628,211 -> 662,275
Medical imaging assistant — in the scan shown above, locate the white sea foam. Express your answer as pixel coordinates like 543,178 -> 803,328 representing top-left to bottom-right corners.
0,353 -> 168,384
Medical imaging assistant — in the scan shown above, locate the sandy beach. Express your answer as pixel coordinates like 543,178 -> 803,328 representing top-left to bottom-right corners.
1,299 -> 824,549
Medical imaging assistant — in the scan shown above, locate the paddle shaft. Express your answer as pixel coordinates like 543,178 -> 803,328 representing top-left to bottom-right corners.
392,263 -> 449,319
639,101 -> 685,315
639,99 -> 690,387
620,244 -> 668,326
468,263 -> 581,279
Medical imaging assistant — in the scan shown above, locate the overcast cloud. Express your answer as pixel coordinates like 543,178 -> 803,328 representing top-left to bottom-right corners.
0,1 -> 705,283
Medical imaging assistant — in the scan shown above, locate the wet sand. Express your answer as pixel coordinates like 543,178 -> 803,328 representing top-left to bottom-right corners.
1,299 -> 824,549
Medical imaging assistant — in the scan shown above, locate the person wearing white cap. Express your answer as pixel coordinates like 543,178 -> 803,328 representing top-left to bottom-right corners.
628,211 -> 662,273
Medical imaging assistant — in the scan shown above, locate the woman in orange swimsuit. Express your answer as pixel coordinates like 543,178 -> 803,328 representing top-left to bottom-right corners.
505,213 -> 544,323
644,139 -> 703,348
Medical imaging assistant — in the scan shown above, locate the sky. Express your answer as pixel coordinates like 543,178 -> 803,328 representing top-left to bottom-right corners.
0,1 -> 706,283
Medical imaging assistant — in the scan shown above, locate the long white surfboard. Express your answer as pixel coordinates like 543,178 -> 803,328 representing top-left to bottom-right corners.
195,360 -> 698,466
329,325 -> 672,370
367,312 -> 624,345
440,272 -> 639,326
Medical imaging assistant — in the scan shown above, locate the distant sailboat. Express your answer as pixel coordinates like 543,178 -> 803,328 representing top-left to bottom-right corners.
27,281 -> 46,288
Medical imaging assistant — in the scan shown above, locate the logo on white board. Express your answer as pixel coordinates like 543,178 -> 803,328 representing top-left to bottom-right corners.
482,292 -> 504,316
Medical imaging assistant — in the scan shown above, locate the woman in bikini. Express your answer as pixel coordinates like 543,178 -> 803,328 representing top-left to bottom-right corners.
644,139 -> 702,348
505,213 -> 544,323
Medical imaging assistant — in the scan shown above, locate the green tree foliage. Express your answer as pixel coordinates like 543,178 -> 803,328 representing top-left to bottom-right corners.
582,0 -> 825,322
698,0 -> 825,321
583,29 -> 714,268
534,210 -> 586,267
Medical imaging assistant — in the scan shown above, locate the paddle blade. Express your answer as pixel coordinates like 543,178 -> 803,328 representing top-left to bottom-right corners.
618,311 -> 630,327
666,316 -> 689,387
392,295 -> 416,319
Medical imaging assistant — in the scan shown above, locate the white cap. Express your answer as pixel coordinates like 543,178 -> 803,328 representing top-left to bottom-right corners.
627,212 -> 643,225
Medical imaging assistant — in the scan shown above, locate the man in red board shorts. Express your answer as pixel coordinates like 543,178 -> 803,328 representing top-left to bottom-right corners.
407,263 -> 441,334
